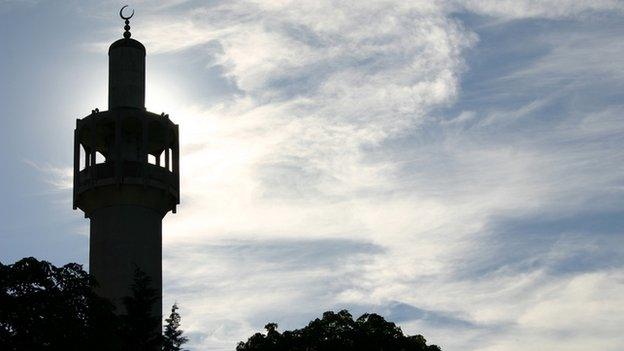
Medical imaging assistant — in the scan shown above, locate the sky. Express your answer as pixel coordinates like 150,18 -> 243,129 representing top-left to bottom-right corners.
1,0 -> 624,350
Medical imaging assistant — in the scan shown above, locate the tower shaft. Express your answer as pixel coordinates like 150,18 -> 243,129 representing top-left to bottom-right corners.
89,205 -> 162,313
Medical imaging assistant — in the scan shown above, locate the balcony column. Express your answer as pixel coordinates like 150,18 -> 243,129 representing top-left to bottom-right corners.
164,123 -> 170,171
172,124 -> 179,213
73,125 -> 80,210
90,119 -> 97,181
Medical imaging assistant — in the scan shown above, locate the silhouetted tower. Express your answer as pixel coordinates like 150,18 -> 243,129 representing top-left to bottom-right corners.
73,7 -> 179,325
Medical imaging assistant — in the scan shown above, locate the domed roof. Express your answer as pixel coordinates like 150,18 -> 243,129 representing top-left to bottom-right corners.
108,38 -> 146,55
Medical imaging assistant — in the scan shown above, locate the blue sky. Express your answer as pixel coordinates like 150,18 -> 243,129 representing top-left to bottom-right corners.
1,1 -> 624,350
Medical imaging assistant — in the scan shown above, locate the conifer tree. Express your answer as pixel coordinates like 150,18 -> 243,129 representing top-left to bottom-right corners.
163,303 -> 188,351
119,268 -> 161,351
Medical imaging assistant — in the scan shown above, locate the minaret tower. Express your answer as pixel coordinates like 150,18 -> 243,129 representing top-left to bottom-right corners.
73,6 -> 179,323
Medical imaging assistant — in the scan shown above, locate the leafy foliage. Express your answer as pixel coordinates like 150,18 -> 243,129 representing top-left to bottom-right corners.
163,303 -> 189,351
0,258 -> 188,351
0,257 -> 117,351
2,257 -> 439,351
236,310 -> 441,351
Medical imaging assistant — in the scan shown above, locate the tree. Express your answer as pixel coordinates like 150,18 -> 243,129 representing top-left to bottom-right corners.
237,310 -> 442,351
118,267 -> 162,351
163,303 -> 189,351
0,257 -> 117,351
1,258 -> 192,350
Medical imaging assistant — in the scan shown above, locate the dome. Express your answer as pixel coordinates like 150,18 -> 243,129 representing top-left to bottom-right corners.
108,38 -> 146,55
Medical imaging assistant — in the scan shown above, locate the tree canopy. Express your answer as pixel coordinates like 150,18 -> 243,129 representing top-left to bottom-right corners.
0,257 -> 188,351
236,310 -> 441,351
0,257 -> 116,350
2,257 -> 440,351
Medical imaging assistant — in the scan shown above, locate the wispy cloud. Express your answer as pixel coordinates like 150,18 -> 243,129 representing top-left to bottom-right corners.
135,1 -> 624,350
7,1 -> 624,350
23,159 -> 73,191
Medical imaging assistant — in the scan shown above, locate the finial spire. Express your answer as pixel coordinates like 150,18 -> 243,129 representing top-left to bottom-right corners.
119,5 -> 135,39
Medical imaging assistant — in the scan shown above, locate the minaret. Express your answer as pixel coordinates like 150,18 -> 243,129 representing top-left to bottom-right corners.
73,6 -> 179,326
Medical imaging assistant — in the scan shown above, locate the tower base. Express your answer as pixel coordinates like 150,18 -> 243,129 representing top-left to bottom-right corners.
89,204 -> 162,321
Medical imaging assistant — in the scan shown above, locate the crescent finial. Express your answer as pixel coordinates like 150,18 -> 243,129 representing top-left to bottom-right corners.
119,5 -> 135,38
119,5 -> 135,20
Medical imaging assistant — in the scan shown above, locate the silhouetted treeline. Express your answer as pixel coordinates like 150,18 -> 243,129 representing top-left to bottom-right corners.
0,257 -> 187,351
237,310 -> 441,351
2,257 -> 442,351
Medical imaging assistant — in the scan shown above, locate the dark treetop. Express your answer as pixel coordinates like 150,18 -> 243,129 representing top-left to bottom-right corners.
237,310 -> 441,351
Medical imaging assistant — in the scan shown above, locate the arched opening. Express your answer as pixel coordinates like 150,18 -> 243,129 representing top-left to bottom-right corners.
82,145 -> 89,170
167,148 -> 172,171
95,151 -> 106,164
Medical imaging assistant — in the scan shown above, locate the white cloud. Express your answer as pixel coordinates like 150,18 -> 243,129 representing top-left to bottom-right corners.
136,1 -> 624,350
20,0 -> 623,350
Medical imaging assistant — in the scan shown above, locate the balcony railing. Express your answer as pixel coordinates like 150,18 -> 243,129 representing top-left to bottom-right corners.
75,160 -> 178,198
